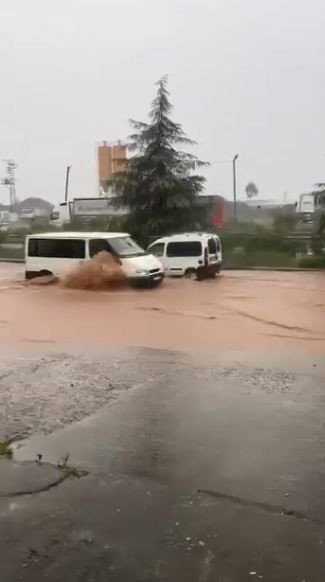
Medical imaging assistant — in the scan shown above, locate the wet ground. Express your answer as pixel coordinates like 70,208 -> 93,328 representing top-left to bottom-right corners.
1,348 -> 325,581
0,264 -> 325,580
0,263 -> 324,352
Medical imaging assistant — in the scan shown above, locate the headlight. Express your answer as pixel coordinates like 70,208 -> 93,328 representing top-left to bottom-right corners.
135,269 -> 149,275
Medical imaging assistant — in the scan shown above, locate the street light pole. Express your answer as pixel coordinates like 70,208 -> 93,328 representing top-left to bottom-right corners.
64,165 -> 72,203
232,154 -> 239,222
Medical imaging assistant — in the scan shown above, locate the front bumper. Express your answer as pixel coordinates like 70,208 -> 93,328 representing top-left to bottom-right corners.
129,272 -> 165,287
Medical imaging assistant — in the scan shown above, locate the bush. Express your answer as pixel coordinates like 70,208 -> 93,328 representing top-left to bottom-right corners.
310,237 -> 324,255
223,250 -> 295,268
220,233 -> 307,255
297,255 -> 325,268
221,232 -> 324,268
0,245 -> 24,261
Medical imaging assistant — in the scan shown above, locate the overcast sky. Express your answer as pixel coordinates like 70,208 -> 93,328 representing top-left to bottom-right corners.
0,0 -> 324,204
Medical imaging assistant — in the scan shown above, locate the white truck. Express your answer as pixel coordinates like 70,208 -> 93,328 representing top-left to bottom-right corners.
50,197 -> 127,226
296,190 -> 325,233
296,193 -> 315,221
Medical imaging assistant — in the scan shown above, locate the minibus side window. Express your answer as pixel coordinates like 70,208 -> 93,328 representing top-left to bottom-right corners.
28,238 -> 85,259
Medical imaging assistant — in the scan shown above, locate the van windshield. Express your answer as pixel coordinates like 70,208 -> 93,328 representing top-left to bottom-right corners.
109,237 -> 147,258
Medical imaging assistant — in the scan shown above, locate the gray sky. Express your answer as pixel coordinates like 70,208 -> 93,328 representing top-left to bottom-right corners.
0,0 -> 325,204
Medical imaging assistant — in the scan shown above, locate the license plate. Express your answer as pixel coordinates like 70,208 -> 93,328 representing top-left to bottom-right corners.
153,276 -> 161,281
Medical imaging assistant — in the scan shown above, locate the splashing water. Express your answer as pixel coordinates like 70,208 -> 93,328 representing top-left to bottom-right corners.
62,251 -> 127,290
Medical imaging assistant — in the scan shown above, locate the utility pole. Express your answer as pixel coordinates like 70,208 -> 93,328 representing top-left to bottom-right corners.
232,154 -> 239,222
64,165 -> 72,202
2,159 -> 18,208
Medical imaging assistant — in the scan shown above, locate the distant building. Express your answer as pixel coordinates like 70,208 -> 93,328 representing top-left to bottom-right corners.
97,141 -> 127,195
0,209 -> 11,223
0,198 -> 53,225
244,199 -> 281,208
17,197 -> 53,218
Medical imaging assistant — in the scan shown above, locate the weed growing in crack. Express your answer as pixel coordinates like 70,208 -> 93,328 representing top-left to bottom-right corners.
56,452 -> 88,479
60,465 -> 89,479
0,441 -> 13,457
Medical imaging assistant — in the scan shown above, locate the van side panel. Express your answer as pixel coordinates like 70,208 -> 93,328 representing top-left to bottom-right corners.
25,237 -> 86,277
165,240 -> 203,276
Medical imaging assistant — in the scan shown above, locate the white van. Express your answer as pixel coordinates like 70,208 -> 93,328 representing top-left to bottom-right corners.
25,232 -> 164,286
148,233 -> 222,280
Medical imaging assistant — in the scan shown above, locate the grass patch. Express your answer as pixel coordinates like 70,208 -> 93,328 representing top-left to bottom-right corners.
0,441 -> 13,457
56,453 -> 88,479
60,465 -> 89,479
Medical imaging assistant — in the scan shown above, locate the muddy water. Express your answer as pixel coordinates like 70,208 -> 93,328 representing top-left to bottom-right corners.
62,251 -> 126,289
0,264 -> 325,352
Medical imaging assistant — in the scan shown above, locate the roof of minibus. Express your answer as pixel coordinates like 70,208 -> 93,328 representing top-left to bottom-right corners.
27,232 -> 129,240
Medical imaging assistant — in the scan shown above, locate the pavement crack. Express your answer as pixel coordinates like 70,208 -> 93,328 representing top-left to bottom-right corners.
264,333 -> 325,341
1,475 -> 66,497
137,306 -> 217,320
223,306 -> 314,334
198,489 -> 322,524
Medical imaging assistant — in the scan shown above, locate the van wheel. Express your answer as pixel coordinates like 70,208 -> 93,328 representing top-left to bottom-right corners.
25,270 -> 54,281
150,279 -> 163,289
25,271 -> 38,280
185,269 -> 198,281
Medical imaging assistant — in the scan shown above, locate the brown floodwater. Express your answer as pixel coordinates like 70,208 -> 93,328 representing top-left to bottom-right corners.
0,264 -> 325,353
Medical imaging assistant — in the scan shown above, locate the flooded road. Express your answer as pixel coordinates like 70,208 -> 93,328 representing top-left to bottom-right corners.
0,263 -> 324,352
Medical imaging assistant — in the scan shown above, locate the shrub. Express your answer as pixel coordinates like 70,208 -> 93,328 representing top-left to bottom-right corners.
297,255 -> 325,268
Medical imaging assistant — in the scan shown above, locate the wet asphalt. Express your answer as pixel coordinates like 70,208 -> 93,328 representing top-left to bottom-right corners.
1,347 -> 325,581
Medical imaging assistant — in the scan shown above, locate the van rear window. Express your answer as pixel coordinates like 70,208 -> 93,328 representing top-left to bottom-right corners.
166,241 -> 202,257
208,238 -> 217,253
28,238 -> 85,259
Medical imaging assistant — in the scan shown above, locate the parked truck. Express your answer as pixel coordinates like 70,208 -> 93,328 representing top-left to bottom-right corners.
50,197 -> 128,226
296,188 -> 325,234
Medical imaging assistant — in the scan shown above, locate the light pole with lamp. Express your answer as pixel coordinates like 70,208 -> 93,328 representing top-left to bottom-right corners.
64,165 -> 72,203
232,154 -> 239,222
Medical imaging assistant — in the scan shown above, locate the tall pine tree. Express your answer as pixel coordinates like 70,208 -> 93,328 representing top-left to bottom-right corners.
111,77 -> 208,238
